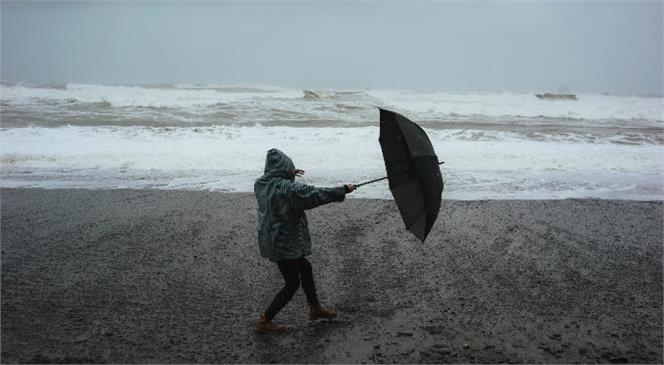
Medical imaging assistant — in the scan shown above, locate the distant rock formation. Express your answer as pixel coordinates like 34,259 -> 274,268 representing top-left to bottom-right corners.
303,90 -> 320,99
536,93 -> 578,100
302,89 -> 366,99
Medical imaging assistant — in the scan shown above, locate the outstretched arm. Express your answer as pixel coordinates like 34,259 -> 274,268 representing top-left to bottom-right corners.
287,182 -> 355,210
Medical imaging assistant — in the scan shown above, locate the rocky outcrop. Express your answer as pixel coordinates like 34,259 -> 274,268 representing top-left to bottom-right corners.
536,93 -> 578,100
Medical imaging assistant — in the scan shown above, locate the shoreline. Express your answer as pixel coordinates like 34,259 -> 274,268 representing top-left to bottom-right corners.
1,188 -> 662,363
1,186 -> 662,203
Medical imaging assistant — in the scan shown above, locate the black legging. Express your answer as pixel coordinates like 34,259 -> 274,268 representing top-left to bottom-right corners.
264,256 -> 319,320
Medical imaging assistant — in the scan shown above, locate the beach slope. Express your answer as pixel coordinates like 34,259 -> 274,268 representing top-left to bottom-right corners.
1,189 -> 662,363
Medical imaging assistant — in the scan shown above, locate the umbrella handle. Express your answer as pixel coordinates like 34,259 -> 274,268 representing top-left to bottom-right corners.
356,161 -> 444,188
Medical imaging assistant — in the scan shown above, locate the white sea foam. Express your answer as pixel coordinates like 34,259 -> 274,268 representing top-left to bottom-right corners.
1,82 -> 662,122
2,82 -> 662,199
0,82 -> 302,109
1,125 -> 662,200
369,90 -> 664,122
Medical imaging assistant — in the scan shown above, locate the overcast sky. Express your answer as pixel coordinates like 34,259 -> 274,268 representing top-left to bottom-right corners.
1,1 -> 662,95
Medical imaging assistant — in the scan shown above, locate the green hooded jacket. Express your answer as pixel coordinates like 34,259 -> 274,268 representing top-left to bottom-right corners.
254,149 -> 347,262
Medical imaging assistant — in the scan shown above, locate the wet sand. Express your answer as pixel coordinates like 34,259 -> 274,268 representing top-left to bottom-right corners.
1,189 -> 662,364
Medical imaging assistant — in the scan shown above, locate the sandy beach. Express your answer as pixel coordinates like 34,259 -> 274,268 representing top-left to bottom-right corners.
1,188 -> 662,364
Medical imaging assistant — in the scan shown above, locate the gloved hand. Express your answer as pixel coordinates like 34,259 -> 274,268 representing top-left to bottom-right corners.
344,184 -> 356,193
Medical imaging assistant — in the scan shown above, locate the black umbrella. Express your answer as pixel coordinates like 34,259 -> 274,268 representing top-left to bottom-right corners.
357,108 -> 444,242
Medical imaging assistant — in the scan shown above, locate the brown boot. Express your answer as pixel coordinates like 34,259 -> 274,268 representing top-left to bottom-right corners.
255,313 -> 286,333
309,304 -> 337,321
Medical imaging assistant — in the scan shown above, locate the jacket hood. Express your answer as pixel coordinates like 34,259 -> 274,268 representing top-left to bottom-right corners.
262,148 -> 296,180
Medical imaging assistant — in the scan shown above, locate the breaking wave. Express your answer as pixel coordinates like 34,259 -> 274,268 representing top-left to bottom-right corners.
2,81 -> 662,199
1,125 -> 662,200
1,82 -> 662,122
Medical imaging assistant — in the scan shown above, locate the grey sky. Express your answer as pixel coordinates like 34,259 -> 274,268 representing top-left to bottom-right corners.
1,1 -> 662,95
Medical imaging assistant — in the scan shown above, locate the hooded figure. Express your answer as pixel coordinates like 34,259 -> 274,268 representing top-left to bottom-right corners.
254,148 -> 355,332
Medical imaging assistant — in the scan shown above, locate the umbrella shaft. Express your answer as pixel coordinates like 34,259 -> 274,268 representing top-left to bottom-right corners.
356,175 -> 391,188
356,161 -> 444,188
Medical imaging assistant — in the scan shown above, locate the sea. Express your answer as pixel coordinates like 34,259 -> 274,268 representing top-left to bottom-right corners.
1,81 -> 662,200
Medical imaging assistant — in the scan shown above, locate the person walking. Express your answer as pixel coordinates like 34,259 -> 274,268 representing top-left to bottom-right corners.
254,148 -> 356,333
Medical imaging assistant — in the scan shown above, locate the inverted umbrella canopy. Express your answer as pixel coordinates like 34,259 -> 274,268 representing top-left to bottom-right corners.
377,108 -> 444,242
